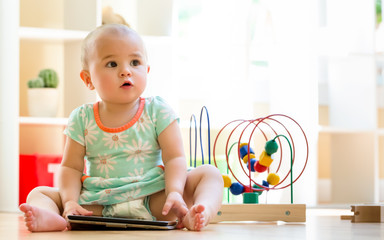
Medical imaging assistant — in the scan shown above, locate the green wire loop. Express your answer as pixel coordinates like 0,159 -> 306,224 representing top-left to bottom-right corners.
273,134 -> 294,204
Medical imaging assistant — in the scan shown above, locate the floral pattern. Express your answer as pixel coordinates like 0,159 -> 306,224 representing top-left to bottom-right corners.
95,153 -> 117,178
124,139 -> 152,164
64,96 -> 177,206
114,187 -> 141,201
84,119 -> 98,146
103,132 -> 129,149
136,111 -> 152,132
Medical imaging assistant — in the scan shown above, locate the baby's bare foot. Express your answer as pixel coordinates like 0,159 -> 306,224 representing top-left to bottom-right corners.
181,204 -> 206,231
19,203 -> 67,232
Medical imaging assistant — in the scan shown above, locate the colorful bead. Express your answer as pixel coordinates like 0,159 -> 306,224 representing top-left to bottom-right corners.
247,158 -> 257,172
265,139 -> 278,155
242,153 -> 256,164
262,180 -> 270,188
267,173 -> 280,185
243,192 -> 259,204
239,143 -> 255,159
222,175 -> 232,188
254,160 -> 268,172
259,150 -> 273,167
229,182 -> 244,195
252,184 -> 264,195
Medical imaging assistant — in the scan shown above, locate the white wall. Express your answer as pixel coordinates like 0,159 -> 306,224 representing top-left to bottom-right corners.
0,0 -> 20,212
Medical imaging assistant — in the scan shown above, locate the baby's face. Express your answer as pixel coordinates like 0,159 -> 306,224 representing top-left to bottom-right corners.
87,29 -> 149,105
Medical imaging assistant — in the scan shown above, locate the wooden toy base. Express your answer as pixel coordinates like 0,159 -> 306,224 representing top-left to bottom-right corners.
341,204 -> 384,223
211,204 -> 306,223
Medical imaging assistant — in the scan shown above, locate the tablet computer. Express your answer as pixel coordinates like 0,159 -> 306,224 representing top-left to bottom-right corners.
67,215 -> 177,230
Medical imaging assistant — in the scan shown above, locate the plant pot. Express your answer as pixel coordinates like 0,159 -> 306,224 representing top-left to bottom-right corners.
27,88 -> 59,117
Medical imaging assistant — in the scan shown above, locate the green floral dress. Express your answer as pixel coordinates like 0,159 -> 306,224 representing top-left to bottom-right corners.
64,96 -> 178,206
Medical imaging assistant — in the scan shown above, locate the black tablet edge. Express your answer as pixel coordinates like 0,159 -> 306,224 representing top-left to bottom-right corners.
67,215 -> 177,226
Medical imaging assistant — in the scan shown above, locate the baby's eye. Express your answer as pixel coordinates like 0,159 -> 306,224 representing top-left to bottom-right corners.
130,60 -> 141,67
106,61 -> 118,68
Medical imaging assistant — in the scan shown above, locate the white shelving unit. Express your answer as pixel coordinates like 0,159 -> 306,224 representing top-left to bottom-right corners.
19,0 -> 100,120
19,27 -> 88,41
17,0 -> 100,160
19,117 -> 68,126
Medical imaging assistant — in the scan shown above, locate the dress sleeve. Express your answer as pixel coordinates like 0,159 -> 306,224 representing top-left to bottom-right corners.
150,96 -> 179,136
63,105 -> 86,146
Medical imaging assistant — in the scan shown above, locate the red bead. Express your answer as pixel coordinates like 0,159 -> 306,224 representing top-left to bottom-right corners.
243,185 -> 253,193
254,160 -> 268,173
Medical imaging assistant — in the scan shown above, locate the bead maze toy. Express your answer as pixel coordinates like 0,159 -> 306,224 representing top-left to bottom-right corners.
189,107 -> 309,223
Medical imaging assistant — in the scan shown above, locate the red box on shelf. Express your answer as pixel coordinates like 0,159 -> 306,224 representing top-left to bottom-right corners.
19,154 -> 62,205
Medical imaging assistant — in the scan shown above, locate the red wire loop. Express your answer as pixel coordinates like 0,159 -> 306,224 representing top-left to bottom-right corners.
212,114 -> 309,193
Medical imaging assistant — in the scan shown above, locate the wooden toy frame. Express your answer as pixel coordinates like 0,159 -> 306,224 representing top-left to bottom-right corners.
341,204 -> 384,223
212,204 -> 306,223
190,107 -> 308,223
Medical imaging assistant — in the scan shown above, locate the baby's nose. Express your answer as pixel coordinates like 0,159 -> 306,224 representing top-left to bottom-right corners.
120,67 -> 132,77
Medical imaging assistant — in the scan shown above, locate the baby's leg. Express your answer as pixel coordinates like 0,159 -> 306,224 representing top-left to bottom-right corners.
181,165 -> 223,231
150,165 -> 223,231
19,186 -> 67,232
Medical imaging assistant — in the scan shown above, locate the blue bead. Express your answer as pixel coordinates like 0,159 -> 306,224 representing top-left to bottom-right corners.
229,182 -> 244,195
262,180 -> 270,188
239,145 -> 255,159
247,158 -> 257,172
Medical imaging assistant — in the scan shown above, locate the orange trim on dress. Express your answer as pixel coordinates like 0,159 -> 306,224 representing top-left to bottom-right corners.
93,98 -> 145,133
81,175 -> 90,183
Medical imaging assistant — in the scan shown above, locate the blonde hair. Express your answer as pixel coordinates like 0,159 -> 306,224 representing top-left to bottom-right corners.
81,24 -> 146,70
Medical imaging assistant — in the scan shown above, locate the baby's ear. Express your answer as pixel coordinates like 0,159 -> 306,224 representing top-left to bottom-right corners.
80,70 -> 95,90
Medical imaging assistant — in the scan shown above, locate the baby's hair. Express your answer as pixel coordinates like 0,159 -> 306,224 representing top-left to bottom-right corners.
81,24 -> 147,70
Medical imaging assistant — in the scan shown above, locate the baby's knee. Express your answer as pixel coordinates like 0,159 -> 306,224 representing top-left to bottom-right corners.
29,186 -> 56,194
28,186 -> 46,196
26,186 -> 59,202
195,165 -> 223,180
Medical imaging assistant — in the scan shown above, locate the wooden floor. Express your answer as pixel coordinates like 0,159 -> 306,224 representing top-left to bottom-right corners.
1,208 -> 383,240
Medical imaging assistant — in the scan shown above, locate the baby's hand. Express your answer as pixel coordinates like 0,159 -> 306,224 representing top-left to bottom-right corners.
63,200 -> 93,230
63,200 -> 93,218
162,192 -> 188,220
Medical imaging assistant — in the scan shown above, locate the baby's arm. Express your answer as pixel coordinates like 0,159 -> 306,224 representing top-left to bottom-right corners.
158,121 -> 189,219
59,136 -> 93,218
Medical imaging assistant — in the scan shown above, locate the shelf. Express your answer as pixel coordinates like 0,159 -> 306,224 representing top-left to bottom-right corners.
379,128 -> 384,136
19,27 -> 174,44
319,125 -> 384,135
19,27 -> 88,41
19,116 -> 68,126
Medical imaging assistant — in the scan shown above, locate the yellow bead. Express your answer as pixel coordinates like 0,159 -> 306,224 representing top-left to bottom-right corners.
242,153 -> 256,164
239,143 -> 255,159
222,175 -> 232,188
267,173 -> 280,185
239,143 -> 248,148
259,150 -> 273,167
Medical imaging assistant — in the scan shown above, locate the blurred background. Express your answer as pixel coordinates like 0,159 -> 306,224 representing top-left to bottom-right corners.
0,0 -> 383,211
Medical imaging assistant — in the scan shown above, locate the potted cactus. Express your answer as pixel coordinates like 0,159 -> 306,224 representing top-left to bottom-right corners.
27,69 -> 59,117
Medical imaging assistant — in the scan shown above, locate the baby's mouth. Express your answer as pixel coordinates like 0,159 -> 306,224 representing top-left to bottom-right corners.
121,81 -> 133,87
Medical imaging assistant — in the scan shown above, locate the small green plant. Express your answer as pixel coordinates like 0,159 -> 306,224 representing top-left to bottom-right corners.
27,77 -> 44,88
27,69 -> 59,88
